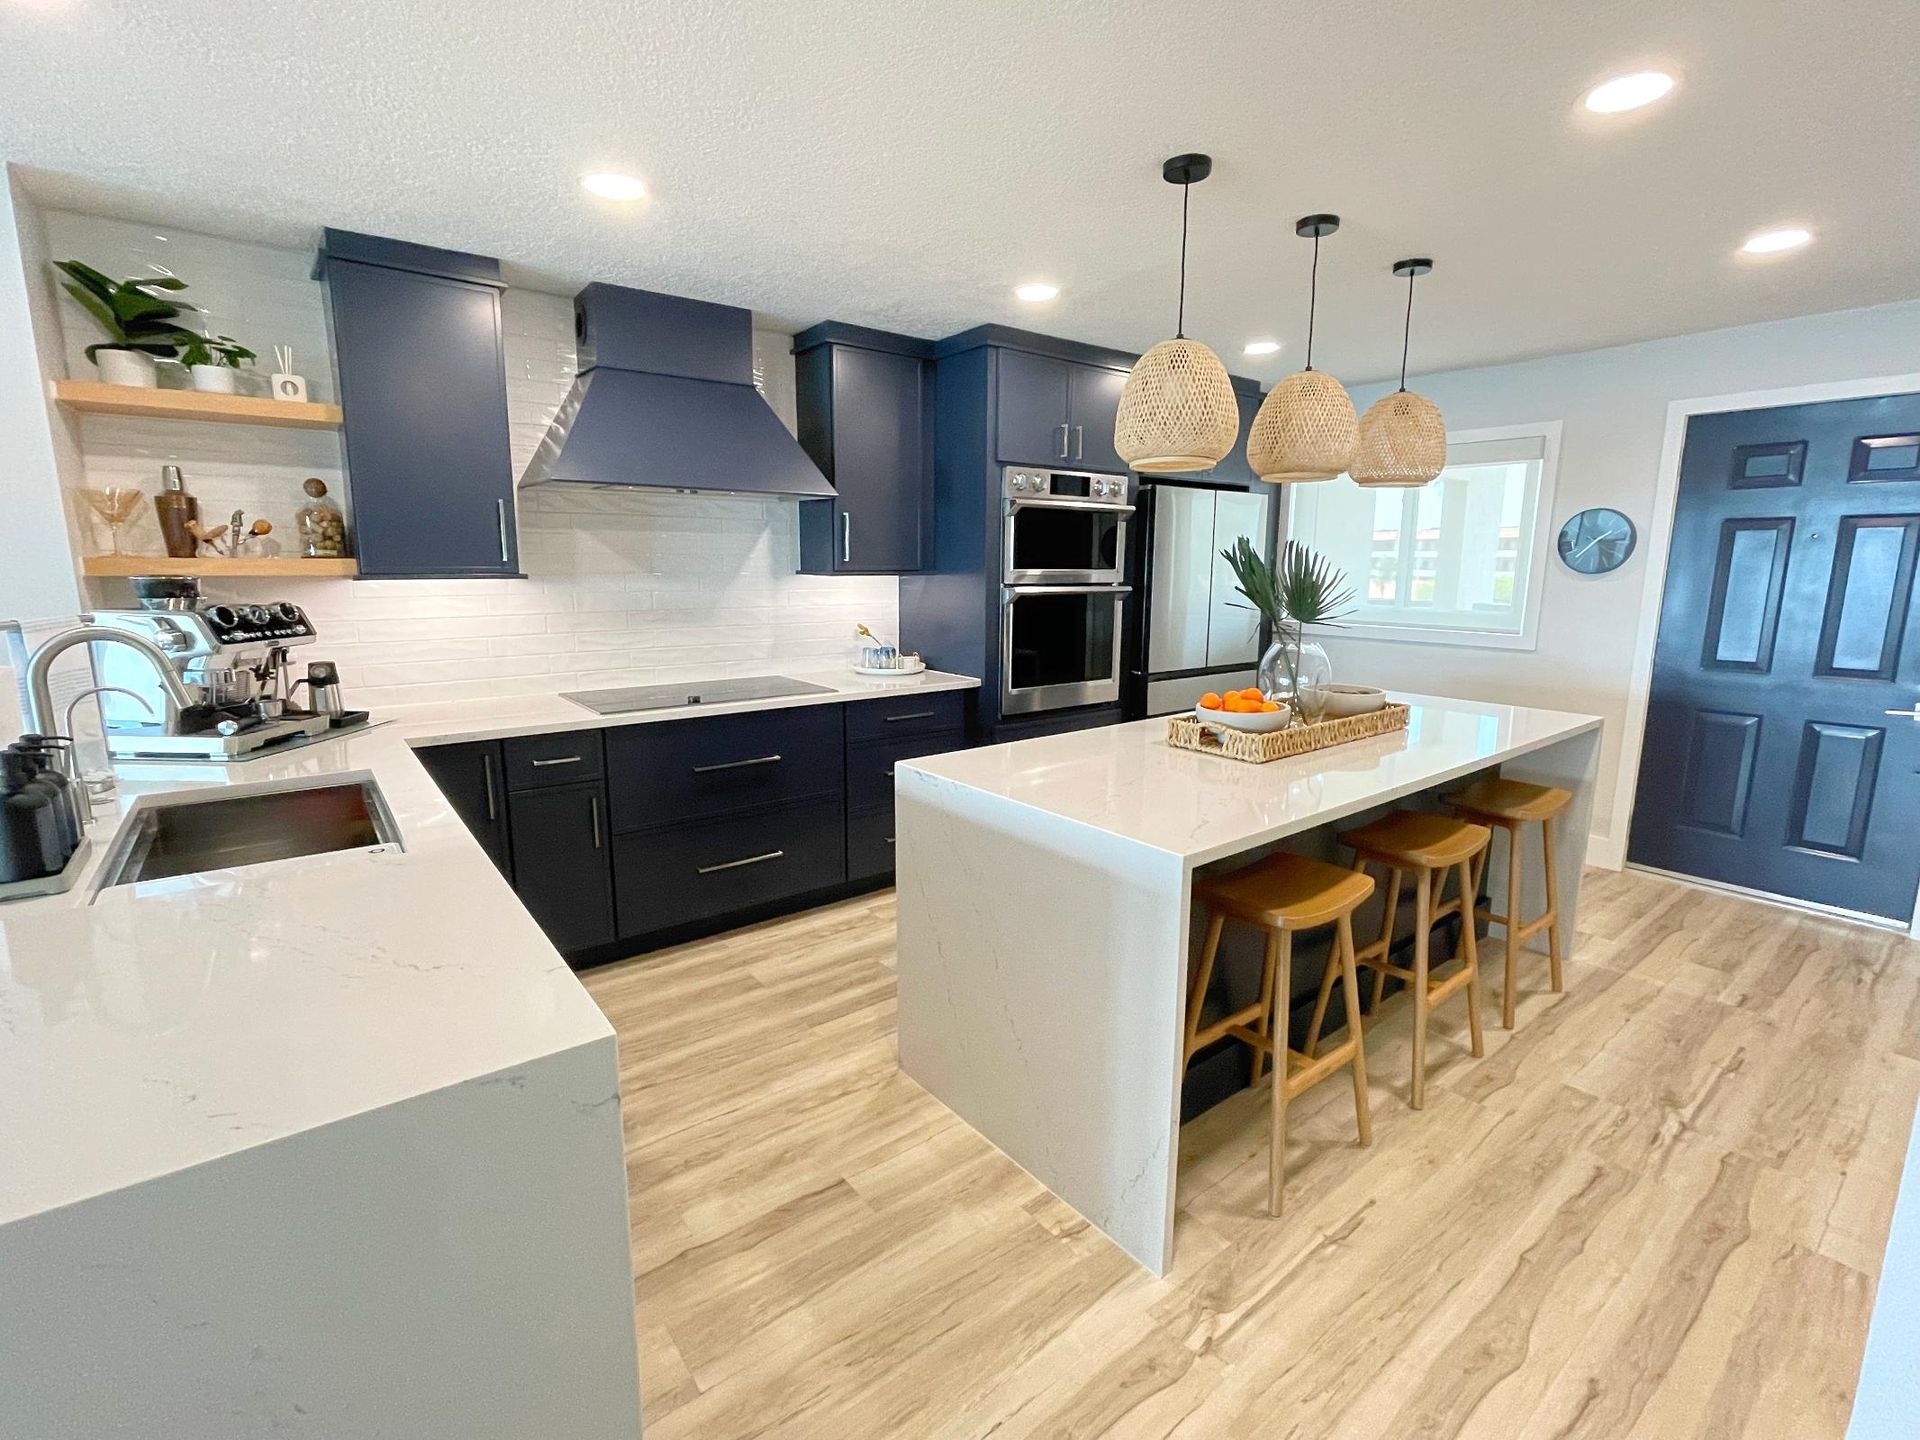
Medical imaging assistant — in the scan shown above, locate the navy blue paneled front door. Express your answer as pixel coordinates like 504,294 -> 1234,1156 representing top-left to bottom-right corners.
1630,391 -> 1920,921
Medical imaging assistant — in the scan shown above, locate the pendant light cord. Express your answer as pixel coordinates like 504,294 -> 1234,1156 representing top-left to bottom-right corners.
1304,232 -> 1319,371
1399,268 -> 1416,392
1176,182 -> 1190,339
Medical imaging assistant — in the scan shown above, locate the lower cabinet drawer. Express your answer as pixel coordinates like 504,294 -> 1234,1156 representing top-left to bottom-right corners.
613,798 -> 846,937
846,728 -> 967,813
847,804 -> 898,883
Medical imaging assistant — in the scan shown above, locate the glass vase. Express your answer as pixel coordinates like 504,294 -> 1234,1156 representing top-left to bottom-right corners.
1258,634 -> 1333,724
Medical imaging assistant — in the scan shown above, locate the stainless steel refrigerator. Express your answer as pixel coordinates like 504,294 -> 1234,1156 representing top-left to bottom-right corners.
1123,479 -> 1275,717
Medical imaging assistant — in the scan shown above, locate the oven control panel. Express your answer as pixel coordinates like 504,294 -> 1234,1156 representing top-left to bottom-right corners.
1004,468 -> 1130,504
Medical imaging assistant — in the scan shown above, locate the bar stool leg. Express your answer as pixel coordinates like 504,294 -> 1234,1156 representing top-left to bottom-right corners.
1268,929 -> 1294,1217
1336,911 -> 1372,1147
1541,816 -> 1565,994
1503,824 -> 1522,1029
1457,858 -> 1484,1059
1304,944 -> 1337,1061
1410,867 -> 1432,1110
1185,911 -> 1224,1064
1370,864 -> 1402,1013
1251,932 -> 1279,1086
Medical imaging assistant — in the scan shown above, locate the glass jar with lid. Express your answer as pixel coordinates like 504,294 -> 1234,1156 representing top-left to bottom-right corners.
295,477 -> 349,558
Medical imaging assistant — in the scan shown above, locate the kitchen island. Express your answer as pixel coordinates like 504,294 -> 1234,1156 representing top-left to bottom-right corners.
0,667 -> 976,1439
894,693 -> 1603,1274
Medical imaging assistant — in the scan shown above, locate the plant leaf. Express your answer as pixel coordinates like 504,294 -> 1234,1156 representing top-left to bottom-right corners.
61,281 -> 123,339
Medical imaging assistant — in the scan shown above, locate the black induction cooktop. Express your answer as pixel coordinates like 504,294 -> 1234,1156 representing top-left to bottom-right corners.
561,675 -> 838,715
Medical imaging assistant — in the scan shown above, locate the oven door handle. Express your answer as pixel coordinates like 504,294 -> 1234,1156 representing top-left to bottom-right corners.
1006,497 -> 1136,515
1004,583 -> 1133,597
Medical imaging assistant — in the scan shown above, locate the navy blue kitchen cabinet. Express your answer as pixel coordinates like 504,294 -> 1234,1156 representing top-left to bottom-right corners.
843,691 -> 967,882
505,781 -> 616,953
993,345 -> 1131,471
412,739 -> 511,878
317,229 -> 521,579
795,324 -> 934,574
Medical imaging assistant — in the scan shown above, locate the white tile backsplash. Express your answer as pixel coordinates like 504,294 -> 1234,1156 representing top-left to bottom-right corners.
44,211 -> 899,710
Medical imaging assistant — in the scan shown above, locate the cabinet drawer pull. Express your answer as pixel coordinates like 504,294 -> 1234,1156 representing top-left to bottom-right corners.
531,754 -> 584,767
482,752 -> 497,821
885,768 -> 895,779
885,836 -> 896,845
698,849 -> 785,875
590,795 -> 602,850
883,711 -> 936,723
692,753 -> 782,774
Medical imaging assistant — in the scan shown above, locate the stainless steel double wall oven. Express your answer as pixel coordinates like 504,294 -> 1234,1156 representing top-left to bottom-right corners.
998,466 -> 1132,716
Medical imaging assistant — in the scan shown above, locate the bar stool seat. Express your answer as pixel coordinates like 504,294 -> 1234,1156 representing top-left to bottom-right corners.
1323,810 -> 1490,1109
1446,777 -> 1572,1029
1188,852 -> 1375,1216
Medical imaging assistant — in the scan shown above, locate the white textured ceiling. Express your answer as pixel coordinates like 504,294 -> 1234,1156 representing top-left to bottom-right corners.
2,0 -> 1914,382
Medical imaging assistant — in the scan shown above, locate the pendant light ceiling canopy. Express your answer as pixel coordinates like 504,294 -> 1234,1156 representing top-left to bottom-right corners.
1114,153 -> 1240,475
1351,258 -> 1447,488
1247,214 -> 1358,485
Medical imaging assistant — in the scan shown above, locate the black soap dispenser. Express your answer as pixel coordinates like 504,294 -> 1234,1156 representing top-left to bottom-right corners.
1,748 -> 63,883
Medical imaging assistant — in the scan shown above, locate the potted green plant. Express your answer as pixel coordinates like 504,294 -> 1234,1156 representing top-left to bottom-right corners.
1220,537 -> 1353,723
178,332 -> 257,394
52,260 -> 201,388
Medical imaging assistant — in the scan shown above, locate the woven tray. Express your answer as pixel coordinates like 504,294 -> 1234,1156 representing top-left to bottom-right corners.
1166,703 -> 1410,764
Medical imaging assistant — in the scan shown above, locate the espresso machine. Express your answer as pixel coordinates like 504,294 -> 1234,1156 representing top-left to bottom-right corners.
87,580 -> 364,761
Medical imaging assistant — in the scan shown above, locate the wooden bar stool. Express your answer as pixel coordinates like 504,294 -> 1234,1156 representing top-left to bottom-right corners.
1188,853 -> 1376,1215
1445,777 -> 1573,1029
1324,811 -> 1490,1110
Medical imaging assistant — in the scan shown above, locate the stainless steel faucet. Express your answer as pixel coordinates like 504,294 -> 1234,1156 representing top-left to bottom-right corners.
24,625 -> 196,737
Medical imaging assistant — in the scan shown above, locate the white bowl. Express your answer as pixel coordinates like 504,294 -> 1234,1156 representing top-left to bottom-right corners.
1319,684 -> 1387,718
1195,700 -> 1291,735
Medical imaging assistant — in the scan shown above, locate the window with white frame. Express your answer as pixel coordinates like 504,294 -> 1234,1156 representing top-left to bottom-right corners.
1286,425 -> 1559,646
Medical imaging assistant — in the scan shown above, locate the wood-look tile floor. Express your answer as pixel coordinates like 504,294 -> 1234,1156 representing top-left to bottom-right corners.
581,868 -> 1920,1439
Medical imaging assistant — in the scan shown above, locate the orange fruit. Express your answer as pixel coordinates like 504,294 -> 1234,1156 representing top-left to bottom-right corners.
1199,692 -> 1223,710
1259,701 -> 1281,713
1239,687 -> 1264,702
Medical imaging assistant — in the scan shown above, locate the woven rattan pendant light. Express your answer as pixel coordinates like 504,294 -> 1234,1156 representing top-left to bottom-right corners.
1351,258 -> 1446,488
1247,215 -> 1357,484
1114,154 -> 1239,474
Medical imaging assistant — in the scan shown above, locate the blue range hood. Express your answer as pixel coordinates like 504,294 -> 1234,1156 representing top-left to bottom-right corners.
518,283 -> 835,499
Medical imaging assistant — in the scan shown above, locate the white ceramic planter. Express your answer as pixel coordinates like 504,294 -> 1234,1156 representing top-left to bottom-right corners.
95,349 -> 158,387
190,364 -> 240,394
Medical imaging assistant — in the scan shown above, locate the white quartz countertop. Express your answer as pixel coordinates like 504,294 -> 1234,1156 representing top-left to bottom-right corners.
0,668 -> 978,1229
898,692 -> 1601,867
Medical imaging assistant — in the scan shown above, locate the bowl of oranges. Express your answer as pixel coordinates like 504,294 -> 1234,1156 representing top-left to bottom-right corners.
1195,687 -> 1291,734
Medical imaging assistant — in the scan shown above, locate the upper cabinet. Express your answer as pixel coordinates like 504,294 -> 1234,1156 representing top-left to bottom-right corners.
993,347 -> 1130,472
794,323 -> 933,574
317,229 -> 521,579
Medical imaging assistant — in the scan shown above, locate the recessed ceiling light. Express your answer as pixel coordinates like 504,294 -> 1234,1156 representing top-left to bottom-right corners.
1014,282 -> 1059,303
1583,70 -> 1675,114
1740,226 -> 1813,255
1243,340 -> 1282,356
581,172 -> 648,202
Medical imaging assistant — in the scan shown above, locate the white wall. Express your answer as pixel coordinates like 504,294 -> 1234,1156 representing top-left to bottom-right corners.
1319,298 -> 1920,864
29,209 -> 897,710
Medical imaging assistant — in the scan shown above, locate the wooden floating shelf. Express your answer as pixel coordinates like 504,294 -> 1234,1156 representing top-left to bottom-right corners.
81,555 -> 359,579
53,380 -> 344,430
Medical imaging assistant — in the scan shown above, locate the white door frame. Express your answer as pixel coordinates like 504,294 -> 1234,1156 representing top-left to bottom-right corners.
1612,370 -> 1920,938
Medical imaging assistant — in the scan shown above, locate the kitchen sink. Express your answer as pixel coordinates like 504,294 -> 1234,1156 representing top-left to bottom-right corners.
96,777 -> 401,889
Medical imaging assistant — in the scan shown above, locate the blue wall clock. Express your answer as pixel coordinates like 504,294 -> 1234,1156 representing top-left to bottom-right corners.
1557,508 -> 1637,574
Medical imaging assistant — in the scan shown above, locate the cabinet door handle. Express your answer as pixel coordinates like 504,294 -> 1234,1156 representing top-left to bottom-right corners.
884,710 -> 936,723
589,795 -> 602,850
698,849 -> 784,875
482,752 -> 497,821
885,768 -> 895,779
842,511 -> 852,565
885,836 -> 896,846
1074,425 -> 1084,461
1888,707 -> 1920,719
1057,422 -> 1070,459
692,753 -> 782,774
531,754 -> 584,767
496,498 -> 511,564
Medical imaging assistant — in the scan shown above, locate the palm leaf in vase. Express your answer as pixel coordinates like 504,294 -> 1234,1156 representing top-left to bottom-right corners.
1219,538 -> 1352,722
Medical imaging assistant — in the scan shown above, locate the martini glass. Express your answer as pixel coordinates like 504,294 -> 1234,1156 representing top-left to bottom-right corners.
82,486 -> 143,555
